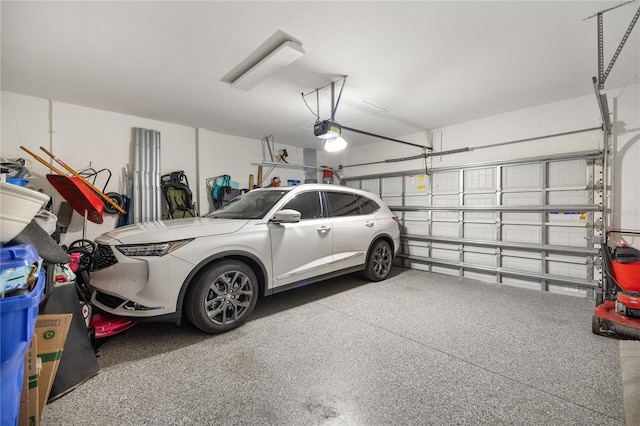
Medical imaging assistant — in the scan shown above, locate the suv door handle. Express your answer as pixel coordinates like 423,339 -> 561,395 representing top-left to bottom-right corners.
317,226 -> 331,234
365,221 -> 374,227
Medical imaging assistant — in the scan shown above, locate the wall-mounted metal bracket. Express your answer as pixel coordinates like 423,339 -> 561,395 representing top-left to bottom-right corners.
586,1 -> 640,90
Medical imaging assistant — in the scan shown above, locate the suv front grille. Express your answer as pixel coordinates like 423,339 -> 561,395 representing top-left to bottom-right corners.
91,244 -> 118,271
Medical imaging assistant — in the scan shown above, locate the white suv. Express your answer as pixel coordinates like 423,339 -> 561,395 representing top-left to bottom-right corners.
89,184 -> 400,333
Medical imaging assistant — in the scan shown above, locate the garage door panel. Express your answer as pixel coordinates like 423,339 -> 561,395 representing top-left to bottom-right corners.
503,192 -> 542,222
432,171 -> 458,193
382,176 -> 403,194
502,256 -> 541,273
361,179 -> 379,194
432,194 -> 458,220
464,223 -> 496,240
503,163 -> 541,189
463,245 -> 495,255
405,194 -> 429,206
548,260 -> 587,280
432,248 -> 459,261
548,285 -> 587,297
501,249 -> 540,259
548,226 -> 587,247
502,277 -> 541,291
432,265 -> 459,276
464,252 -> 496,267
404,211 -> 428,221
548,190 -> 588,205
464,193 -> 495,221
405,175 -> 429,194
382,195 -> 403,206
432,222 -> 460,237
464,168 -> 495,191
548,159 -> 586,187
404,242 -> 430,258
464,271 -> 498,282
502,224 -> 541,244
404,219 -> 428,235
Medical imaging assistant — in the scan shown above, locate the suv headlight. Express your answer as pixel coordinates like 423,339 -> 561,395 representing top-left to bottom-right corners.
116,239 -> 193,257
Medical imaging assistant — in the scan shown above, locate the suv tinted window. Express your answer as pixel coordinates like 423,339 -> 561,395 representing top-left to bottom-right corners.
326,192 -> 360,217
326,192 -> 380,216
358,195 -> 379,215
282,191 -> 322,219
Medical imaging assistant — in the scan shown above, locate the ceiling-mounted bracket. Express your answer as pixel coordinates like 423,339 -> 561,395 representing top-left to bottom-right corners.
302,76 -> 431,150
586,1 -> 640,90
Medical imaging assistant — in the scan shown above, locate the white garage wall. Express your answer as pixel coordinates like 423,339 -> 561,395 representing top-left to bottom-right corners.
1,91 -> 317,245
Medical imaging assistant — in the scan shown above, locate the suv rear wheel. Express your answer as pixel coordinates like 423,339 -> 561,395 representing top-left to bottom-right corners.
186,260 -> 258,334
363,239 -> 392,282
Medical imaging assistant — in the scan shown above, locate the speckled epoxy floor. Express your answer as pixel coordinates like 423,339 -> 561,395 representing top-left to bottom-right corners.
40,268 -> 624,425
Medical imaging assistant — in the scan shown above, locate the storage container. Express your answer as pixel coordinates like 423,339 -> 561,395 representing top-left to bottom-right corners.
0,247 -> 44,426
0,182 -> 50,243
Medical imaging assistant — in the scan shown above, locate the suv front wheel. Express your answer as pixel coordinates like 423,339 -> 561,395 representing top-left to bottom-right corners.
186,260 -> 258,334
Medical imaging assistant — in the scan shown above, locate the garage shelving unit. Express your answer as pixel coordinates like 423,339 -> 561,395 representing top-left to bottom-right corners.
343,149 -> 605,298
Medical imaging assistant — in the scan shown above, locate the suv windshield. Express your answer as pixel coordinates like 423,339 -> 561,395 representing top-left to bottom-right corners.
206,189 -> 291,219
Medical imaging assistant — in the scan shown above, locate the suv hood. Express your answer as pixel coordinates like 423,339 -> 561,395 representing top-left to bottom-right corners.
97,218 -> 250,245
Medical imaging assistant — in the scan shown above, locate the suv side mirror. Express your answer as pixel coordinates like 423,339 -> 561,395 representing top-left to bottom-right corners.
270,209 -> 301,224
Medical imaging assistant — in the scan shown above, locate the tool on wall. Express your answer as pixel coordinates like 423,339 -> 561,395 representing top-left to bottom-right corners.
258,136 -> 291,187
20,146 -> 105,225
37,146 -> 126,215
206,175 -> 242,210
77,166 -> 124,215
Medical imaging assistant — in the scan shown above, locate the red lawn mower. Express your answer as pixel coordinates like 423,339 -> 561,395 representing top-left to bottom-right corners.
592,229 -> 640,339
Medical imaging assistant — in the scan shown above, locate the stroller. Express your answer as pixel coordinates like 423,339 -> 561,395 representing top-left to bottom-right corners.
592,229 -> 640,339
160,171 -> 196,219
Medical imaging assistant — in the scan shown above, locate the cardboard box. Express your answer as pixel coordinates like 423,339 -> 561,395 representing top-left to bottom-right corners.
35,314 -> 72,420
19,335 -> 40,426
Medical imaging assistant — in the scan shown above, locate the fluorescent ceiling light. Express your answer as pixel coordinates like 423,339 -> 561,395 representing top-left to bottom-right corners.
230,40 -> 304,91
324,136 -> 348,152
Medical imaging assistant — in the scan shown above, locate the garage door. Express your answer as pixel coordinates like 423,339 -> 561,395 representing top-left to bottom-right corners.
344,150 -> 603,298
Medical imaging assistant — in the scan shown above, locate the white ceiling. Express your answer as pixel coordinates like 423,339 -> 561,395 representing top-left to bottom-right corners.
2,1 -> 639,150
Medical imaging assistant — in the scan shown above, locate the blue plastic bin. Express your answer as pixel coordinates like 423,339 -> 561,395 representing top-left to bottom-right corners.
0,244 -> 44,426
1,245 -> 41,295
